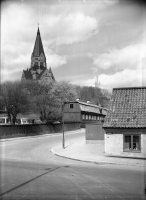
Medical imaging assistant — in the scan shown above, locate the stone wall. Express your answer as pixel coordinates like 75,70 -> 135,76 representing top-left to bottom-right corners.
0,122 -> 81,139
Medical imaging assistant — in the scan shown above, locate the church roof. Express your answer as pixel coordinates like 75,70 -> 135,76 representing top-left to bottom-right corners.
37,67 -> 55,81
37,70 -> 46,80
32,27 -> 46,58
48,67 -> 55,81
23,70 -> 32,80
103,87 -> 146,128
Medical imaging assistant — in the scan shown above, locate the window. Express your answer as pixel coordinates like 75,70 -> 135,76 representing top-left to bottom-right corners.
69,104 -> 73,109
86,115 -> 88,120
82,114 -> 85,120
124,135 -> 140,151
0,118 -> 5,124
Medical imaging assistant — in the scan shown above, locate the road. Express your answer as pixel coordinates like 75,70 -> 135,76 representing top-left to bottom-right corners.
0,129 -> 145,200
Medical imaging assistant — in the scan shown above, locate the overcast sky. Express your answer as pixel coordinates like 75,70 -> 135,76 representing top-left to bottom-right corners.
1,0 -> 146,92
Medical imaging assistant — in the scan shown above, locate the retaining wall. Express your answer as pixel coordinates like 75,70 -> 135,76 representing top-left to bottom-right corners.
0,122 -> 81,139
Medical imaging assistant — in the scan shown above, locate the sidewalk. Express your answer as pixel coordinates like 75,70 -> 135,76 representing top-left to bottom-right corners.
51,139 -> 146,167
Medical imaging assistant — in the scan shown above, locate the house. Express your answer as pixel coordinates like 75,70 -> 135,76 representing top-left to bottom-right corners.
63,101 -> 108,124
103,87 -> 146,158
21,27 -> 55,83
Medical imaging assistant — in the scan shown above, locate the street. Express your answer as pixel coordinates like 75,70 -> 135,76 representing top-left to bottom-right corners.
0,129 -> 145,200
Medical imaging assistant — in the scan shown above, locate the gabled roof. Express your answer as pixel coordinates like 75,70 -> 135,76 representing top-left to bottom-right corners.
48,67 -> 55,81
79,103 -> 101,114
32,27 -> 46,58
68,101 -> 108,115
103,87 -> 146,128
23,70 -> 32,80
37,69 -> 46,80
37,68 -> 55,81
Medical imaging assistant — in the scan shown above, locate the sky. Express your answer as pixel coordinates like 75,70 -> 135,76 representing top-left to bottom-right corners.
1,0 -> 146,92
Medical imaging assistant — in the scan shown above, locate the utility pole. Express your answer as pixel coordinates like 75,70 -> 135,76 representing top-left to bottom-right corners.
62,101 -> 65,149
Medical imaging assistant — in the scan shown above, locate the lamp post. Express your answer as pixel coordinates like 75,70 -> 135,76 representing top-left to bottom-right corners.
62,101 -> 65,149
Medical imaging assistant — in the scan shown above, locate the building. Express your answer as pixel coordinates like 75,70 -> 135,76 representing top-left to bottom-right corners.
21,27 -> 55,83
103,87 -> 146,158
63,101 -> 108,124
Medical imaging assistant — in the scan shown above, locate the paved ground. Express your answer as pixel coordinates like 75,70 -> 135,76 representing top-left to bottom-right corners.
0,129 -> 146,199
51,139 -> 146,167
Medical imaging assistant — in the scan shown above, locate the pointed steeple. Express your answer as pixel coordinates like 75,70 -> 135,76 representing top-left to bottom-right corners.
22,26 -> 56,83
48,67 -> 55,81
37,26 -> 40,35
32,27 -> 46,58
48,67 -> 52,73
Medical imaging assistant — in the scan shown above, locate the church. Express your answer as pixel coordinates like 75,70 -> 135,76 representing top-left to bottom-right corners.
21,27 -> 55,82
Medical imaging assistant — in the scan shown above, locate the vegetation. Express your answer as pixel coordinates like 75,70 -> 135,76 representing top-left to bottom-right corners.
0,81 -> 29,124
75,85 -> 111,108
0,80 -> 111,124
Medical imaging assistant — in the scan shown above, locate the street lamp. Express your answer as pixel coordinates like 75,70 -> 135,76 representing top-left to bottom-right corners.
62,101 -> 69,149
62,101 -> 66,149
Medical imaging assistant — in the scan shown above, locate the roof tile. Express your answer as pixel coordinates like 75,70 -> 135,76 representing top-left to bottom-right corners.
103,87 -> 146,128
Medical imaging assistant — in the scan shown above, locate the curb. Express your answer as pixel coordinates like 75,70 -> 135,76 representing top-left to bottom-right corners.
50,146 -> 144,167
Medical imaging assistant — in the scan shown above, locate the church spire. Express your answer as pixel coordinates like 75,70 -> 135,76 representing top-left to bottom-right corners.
32,27 -> 46,58
30,27 -> 47,73
21,26 -> 56,83
37,26 -> 40,35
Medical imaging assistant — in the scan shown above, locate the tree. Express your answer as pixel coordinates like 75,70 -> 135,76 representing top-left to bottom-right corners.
1,81 -> 29,124
17,80 -> 78,123
74,85 -> 111,108
22,80 -> 55,123
51,81 -> 78,121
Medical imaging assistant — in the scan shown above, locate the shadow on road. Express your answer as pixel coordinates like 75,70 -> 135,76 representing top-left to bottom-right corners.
0,167 -> 60,197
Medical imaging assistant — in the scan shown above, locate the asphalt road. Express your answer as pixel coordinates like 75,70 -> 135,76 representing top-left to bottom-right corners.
0,129 -> 145,200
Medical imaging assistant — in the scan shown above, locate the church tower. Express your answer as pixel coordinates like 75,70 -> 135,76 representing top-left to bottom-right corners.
21,27 -> 55,82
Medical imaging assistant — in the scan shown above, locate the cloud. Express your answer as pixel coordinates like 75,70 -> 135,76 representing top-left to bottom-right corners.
44,12 -> 98,45
71,76 -> 96,88
46,49 -> 67,68
91,43 -> 145,71
100,68 -> 145,91
1,3 -> 35,44
1,2 -> 68,81
78,67 -> 145,92
85,43 -> 146,91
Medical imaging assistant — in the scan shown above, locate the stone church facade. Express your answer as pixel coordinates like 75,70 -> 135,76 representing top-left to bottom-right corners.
21,27 -> 55,83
